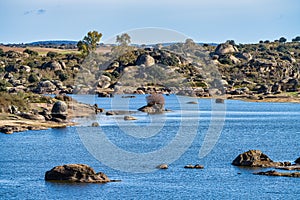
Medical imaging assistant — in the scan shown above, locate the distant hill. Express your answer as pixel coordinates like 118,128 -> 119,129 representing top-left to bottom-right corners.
27,40 -> 78,46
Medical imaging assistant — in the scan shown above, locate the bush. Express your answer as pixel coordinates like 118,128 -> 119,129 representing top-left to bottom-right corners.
146,93 -> 165,106
0,48 -> 4,56
47,51 -> 58,58
28,73 -> 39,83
24,49 -> 38,56
0,80 -> 12,92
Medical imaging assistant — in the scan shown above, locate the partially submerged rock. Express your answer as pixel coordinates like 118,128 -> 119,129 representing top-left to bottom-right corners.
184,164 -> 204,169
45,164 -> 111,183
232,150 -> 290,167
254,170 -> 300,178
138,104 -> 165,113
157,164 -> 168,169
124,116 -> 137,120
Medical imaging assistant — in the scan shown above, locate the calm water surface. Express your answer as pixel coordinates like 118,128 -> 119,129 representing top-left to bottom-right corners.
0,95 -> 300,199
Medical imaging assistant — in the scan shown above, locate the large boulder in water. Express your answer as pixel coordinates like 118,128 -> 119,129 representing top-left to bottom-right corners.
45,164 -> 110,183
138,104 -> 165,113
232,150 -> 273,167
51,101 -> 68,120
232,150 -> 290,167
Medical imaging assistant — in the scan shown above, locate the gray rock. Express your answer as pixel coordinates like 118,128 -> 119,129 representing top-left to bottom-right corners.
136,54 -> 155,67
215,43 -> 238,55
36,80 -> 56,93
91,122 -> 100,127
45,164 -> 111,183
124,116 -> 137,120
97,75 -> 111,89
20,65 -> 31,73
138,104 -> 164,113
20,113 -> 45,121
157,164 -> 168,169
51,101 -> 68,120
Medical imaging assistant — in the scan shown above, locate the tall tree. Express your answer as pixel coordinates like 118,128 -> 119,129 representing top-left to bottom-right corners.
278,37 -> 287,43
116,33 -> 131,46
77,31 -> 102,56
292,36 -> 300,42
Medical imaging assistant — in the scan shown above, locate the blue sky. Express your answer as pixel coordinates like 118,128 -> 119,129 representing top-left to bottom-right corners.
0,0 -> 299,44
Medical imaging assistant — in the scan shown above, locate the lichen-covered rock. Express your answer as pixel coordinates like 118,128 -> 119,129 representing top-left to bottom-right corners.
45,164 -> 110,183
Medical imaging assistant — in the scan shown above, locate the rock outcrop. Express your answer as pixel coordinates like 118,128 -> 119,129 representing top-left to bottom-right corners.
215,43 -> 238,55
295,157 -> 300,164
232,150 -> 291,167
45,164 -> 111,183
254,170 -> 300,178
136,54 -> 155,67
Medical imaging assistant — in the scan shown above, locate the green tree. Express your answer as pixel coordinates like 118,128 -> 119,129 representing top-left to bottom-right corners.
77,31 -> 102,56
116,33 -> 131,46
279,37 -> 287,43
292,36 -> 300,42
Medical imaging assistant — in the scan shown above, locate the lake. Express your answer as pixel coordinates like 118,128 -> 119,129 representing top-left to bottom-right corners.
1,95 -> 300,199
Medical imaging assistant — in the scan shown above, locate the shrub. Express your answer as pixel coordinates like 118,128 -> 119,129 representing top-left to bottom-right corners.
146,93 -> 165,106
47,51 -> 58,58
0,48 -> 4,56
28,73 -> 39,83
0,80 -> 12,92
24,49 -> 38,56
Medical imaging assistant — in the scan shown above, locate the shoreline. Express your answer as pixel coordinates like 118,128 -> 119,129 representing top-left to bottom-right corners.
0,100 -> 96,134
1,94 -> 299,134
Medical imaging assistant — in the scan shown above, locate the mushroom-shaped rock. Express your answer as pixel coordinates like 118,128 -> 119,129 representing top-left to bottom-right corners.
136,54 -> 155,67
45,164 -> 111,183
51,101 -> 68,120
232,150 -> 273,167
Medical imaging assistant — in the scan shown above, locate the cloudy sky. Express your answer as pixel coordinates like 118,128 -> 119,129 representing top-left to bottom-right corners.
0,0 -> 299,44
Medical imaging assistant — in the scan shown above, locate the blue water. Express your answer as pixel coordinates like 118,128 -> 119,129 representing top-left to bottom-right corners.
1,95 -> 300,199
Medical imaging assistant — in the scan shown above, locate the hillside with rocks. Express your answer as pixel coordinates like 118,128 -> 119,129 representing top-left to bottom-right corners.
0,40 -> 300,101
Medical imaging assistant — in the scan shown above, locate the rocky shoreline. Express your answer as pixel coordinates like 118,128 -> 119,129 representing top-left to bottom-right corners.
0,95 -> 96,134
